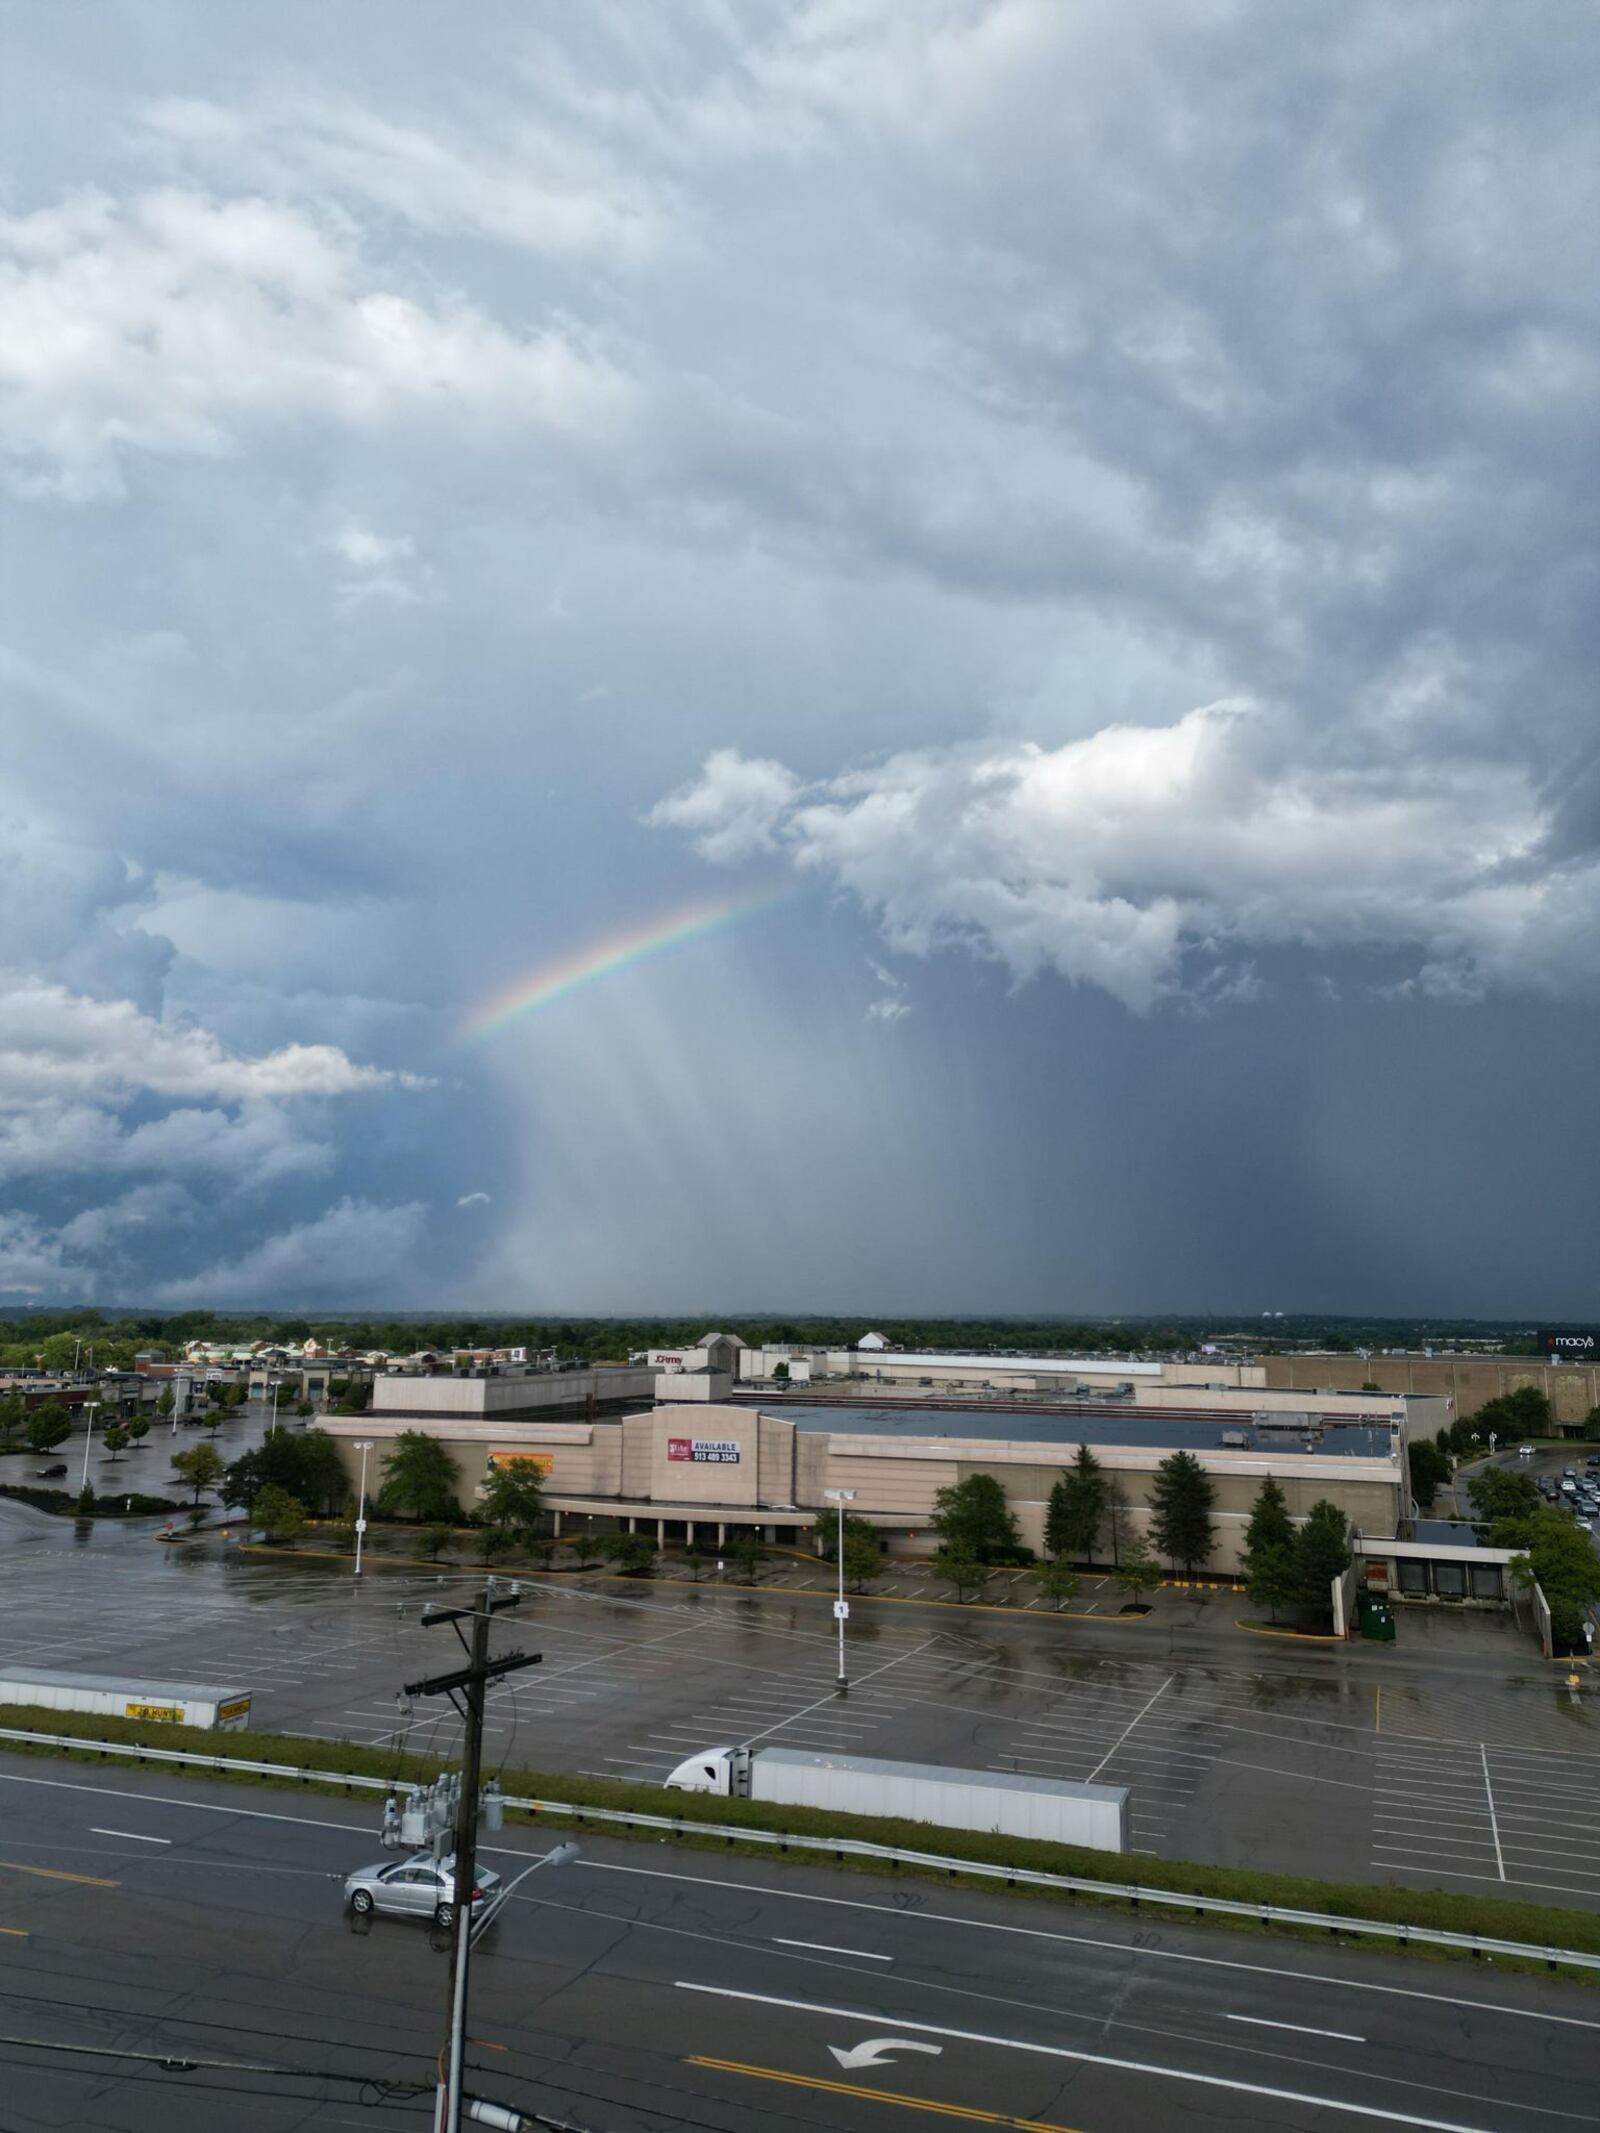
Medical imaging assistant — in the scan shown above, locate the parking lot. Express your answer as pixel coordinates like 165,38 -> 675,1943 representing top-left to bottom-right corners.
2,1496 -> 1598,1908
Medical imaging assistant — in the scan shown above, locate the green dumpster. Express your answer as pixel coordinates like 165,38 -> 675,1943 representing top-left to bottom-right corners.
1356,1594 -> 1395,1642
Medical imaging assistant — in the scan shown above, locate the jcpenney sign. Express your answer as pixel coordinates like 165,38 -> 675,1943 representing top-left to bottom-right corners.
667,1437 -> 741,1464
1540,1329 -> 1598,1357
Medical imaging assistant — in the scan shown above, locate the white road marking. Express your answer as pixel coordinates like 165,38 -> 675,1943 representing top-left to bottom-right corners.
584,1857 -> 1600,2032
89,1828 -> 171,1844
1228,2013 -> 1365,2043
673,1981 -> 1502,2133
773,1937 -> 893,1962
1481,1744 -> 1505,1882
1084,1675 -> 1175,1783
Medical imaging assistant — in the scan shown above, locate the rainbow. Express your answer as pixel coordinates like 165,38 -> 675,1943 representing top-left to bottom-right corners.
462,892 -> 781,1040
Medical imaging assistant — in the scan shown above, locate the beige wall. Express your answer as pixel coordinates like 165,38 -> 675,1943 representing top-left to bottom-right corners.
1263,1354 -> 1600,1428
324,1406 -> 1403,1570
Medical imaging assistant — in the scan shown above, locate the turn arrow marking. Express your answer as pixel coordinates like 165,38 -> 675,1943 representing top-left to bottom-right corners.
830,2038 -> 945,2070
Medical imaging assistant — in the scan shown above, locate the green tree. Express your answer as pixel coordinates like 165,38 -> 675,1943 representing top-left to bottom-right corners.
477,1460 -> 546,1548
605,1531 -> 657,1576
1045,1444 -> 1107,1563
1032,1558 -> 1082,1612
126,1417 -> 149,1447
223,1428 -> 352,1518
1113,1531 -> 1162,1605
819,1511 -> 877,1562
1246,1543 -> 1297,1624
1102,1477 -> 1130,1566
1407,1440 -> 1451,1513
0,1392 -> 27,1442
1293,1500 -> 1353,1622
171,1442 -> 225,1505
931,1543 -> 988,1601
570,1532 -> 602,1569
1150,1450 -> 1216,1574
295,1400 -> 314,1418
684,1546 -> 706,1582
26,1404 -> 72,1455
728,1530 -> 767,1583
1502,1506 -> 1600,1649
930,1474 -> 1020,1562
421,1524 -> 453,1563
156,1388 -> 174,1418
76,1482 -> 97,1516
1244,1474 -> 1294,1557
1583,1406 -> 1600,1442
841,1527 -> 882,1591
101,1425 -> 130,1463
476,1520 -> 511,1564
253,1484 -> 307,1545
1467,1467 -> 1540,1524
378,1432 -> 461,1522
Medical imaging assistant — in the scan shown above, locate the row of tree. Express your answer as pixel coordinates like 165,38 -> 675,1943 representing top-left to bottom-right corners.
924,1452 -> 1353,1627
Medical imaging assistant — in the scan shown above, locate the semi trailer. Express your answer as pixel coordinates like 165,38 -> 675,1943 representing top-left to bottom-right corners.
665,1744 -> 1128,1853
0,1666 -> 252,1731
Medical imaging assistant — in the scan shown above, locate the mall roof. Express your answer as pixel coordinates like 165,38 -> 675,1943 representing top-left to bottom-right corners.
850,1352 -> 1163,1377
767,1403 -> 1396,1458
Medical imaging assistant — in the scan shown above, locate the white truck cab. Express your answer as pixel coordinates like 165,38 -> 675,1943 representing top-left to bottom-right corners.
665,1747 -> 741,1794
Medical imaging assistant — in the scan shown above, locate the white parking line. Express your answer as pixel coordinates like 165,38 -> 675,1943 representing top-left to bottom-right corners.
1480,1745 -> 1505,1882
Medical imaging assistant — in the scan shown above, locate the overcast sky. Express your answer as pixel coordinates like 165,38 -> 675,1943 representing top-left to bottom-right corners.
0,2 -> 1595,1316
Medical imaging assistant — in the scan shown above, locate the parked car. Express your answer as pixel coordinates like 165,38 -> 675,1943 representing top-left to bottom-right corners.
31,1462 -> 68,1479
343,1852 -> 502,1930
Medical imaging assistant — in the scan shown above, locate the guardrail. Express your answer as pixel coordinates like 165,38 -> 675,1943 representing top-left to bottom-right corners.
3,1724 -> 1597,1973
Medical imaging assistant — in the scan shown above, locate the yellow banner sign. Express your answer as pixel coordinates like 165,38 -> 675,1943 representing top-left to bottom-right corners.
217,1698 -> 252,1722
125,1702 -> 184,1724
487,1451 -> 553,1475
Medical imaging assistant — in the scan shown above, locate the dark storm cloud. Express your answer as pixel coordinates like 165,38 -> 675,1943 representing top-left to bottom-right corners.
0,2 -> 1595,1309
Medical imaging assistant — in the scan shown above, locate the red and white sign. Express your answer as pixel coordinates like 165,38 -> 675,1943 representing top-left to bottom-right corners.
667,1437 -> 741,1464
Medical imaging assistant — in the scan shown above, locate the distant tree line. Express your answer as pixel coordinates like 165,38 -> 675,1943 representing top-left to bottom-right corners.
0,1306 -> 1582,1373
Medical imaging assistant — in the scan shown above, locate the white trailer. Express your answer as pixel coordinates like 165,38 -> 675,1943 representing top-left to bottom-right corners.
665,1745 -> 1128,1854
0,1666 -> 251,1731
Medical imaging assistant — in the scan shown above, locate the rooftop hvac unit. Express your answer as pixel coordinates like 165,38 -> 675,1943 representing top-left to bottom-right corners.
1220,1429 -> 1248,1447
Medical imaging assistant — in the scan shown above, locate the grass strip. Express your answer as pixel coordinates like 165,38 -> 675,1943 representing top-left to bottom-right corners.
0,1700 -> 1596,1968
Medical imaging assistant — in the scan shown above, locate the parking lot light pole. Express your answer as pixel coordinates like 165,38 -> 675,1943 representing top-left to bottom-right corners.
353,1441 -> 374,1578
269,1381 -> 280,1437
825,1488 -> 855,1693
78,1402 -> 99,1492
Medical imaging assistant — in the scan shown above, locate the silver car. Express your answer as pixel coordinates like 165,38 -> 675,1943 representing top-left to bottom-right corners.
343,1851 -> 502,1929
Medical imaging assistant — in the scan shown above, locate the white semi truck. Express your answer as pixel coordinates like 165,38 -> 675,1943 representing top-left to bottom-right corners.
665,1744 -> 1128,1853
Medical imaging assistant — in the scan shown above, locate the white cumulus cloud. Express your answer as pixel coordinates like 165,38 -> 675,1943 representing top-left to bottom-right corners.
657,708 -> 1600,1011
0,978 -> 415,1105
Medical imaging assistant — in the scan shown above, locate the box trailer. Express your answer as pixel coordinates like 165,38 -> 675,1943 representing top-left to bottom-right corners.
0,1666 -> 252,1732
665,1744 -> 1128,1853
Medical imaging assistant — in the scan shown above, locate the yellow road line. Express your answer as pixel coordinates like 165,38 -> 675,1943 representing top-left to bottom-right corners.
0,1926 -> 28,1937
0,1859 -> 118,1889
687,2054 -> 1084,2129
1232,1618 -> 1344,1644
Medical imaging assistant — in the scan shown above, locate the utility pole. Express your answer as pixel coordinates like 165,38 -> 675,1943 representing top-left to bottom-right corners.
404,1582 -> 541,2133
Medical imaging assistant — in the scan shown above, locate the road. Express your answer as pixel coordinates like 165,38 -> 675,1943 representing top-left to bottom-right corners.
0,1754 -> 1594,2132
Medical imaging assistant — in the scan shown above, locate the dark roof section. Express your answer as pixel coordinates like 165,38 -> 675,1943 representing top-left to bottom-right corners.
763,1403 -> 1396,1458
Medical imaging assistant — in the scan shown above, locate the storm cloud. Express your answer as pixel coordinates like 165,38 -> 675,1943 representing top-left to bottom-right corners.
0,2 -> 1594,1310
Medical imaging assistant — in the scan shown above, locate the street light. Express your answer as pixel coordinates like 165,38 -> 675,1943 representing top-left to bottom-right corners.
78,1402 -> 99,1493
353,1440 -> 375,1579
824,1488 -> 856,1693
269,1380 -> 281,1438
